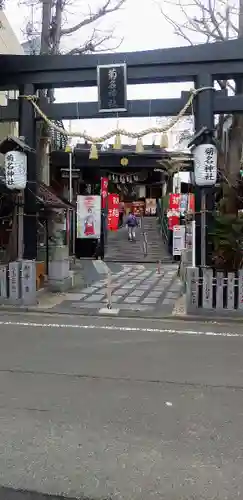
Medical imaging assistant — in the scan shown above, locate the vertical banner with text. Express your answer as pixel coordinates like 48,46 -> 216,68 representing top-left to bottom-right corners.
108,194 -> 120,231
101,177 -> 108,209
167,193 -> 180,230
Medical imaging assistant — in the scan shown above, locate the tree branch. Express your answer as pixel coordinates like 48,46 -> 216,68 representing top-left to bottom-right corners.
61,0 -> 126,36
66,27 -> 123,54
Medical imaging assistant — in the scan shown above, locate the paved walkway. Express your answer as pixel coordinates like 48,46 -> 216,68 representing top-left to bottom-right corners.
51,262 -> 183,317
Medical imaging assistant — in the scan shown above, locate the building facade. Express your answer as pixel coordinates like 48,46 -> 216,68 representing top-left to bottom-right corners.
0,11 -> 24,140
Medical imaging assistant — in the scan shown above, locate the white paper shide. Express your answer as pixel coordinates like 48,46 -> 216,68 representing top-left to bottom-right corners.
193,144 -> 217,186
4,150 -> 27,190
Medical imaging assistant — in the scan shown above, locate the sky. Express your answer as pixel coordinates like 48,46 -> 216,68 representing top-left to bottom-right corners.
5,0 -> 194,147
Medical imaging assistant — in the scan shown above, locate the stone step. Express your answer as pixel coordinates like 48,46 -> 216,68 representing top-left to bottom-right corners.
105,217 -> 172,263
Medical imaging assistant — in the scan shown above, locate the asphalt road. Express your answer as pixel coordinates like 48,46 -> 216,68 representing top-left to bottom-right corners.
0,313 -> 243,499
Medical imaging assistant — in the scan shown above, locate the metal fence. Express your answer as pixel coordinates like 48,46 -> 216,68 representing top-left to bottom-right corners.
186,266 -> 243,315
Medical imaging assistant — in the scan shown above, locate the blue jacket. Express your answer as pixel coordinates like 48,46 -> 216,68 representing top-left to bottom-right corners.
127,214 -> 138,227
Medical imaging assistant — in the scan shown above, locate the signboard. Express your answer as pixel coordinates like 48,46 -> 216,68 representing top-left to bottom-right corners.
180,194 -> 188,215
132,201 -> 145,216
145,198 -> 156,215
76,195 -> 101,239
101,177 -> 108,209
172,225 -> 186,256
97,64 -> 127,113
193,144 -> 217,186
108,194 -> 119,231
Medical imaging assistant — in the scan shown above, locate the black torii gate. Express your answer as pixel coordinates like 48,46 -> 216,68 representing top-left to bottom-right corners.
0,38 -> 243,264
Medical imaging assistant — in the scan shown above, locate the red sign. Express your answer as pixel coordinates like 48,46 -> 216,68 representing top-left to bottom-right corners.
101,177 -> 108,209
168,214 -> 180,230
108,194 -> 119,231
188,193 -> 195,212
168,193 -> 180,230
169,193 -> 180,211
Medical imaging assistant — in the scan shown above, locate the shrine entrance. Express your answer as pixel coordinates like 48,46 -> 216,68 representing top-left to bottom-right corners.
0,39 -> 243,265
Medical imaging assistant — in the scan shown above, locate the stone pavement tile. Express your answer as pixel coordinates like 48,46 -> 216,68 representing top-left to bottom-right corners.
71,302 -> 101,309
113,290 -> 127,296
166,291 -> 180,298
109,296 -> 122,303
122,284 -> 136,289
124,296 -> 139,303
148,291 -> 162,297
65,293 -> 87,301
85,295 -> 104,302
83,287 -> 98,294
172,293 -> 186,316
129,290 -> 145,297
162,298 -> 176,305
142,297 -> 158,304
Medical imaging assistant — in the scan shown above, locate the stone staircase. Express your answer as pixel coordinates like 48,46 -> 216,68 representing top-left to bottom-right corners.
104,216 -> 173,263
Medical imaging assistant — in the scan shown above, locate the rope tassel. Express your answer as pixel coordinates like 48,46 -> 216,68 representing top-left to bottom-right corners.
113,133 -> 122,150
136,138 -> 144,154
89,143 -> 98,160
160,133 -> 169,149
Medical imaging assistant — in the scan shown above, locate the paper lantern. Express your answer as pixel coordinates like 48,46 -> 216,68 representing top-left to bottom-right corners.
193,143 -> 217,186
5,150 -> 27,190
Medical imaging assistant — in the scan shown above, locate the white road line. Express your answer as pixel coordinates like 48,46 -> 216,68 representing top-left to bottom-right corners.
0,320 -> 241,337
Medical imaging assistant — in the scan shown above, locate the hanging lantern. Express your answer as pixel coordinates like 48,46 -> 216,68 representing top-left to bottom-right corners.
5,150 -> 27,190
193,143 -> 217,186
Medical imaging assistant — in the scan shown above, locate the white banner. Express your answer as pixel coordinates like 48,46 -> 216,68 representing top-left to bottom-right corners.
76,195 -> 101,239
173,225 -> 186,256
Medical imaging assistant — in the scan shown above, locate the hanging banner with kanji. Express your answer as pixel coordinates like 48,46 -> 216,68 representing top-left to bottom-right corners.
108,194 -> 119,231
169,193 -> 181,211
101,177 -> 108,209
167,193 -> 180,230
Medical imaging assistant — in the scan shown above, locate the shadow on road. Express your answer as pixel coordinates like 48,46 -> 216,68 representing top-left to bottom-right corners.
0,487 -> 108,500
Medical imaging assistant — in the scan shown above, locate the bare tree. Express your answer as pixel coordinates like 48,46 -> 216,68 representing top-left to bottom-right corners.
157,0 -> 243,215
23,0 -> 126,55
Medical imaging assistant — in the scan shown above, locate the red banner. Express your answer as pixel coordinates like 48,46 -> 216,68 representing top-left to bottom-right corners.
168,214 -> 180,230
188,193 -> 195,213
169,193 -> 180,211
168,193 -> 180,230
108,194 -> 119,231
101,177 -> 108,209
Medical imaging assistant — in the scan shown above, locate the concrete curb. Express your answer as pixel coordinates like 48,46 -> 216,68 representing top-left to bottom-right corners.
0,304 -> 243,324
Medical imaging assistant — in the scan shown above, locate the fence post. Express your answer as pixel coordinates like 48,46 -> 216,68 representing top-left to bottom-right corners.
216,272 -> 224,310
21,260 -> 37,305
0,265 -> 7,300
202,268 -> 213,309
186,266 -> 199,313
226,272 -> 235,311
238,270 -> 243,310
9,261 -> 21,303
